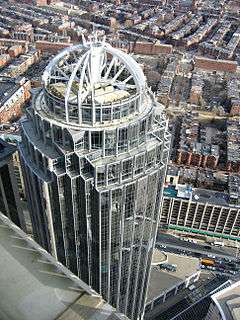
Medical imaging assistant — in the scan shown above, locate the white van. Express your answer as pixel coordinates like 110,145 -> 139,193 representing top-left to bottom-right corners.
212,241 -> 224,247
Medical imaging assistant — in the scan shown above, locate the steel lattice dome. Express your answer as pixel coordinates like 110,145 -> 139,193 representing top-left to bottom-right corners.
42,36 -> 147,125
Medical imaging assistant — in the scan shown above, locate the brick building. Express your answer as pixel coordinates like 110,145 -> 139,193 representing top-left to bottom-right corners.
35,40 -> 72,53
132,41 -> 173,55
195,56 -> 238,73
0,78 -> 31,123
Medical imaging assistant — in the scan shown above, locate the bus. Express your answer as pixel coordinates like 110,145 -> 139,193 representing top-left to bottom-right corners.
201,258 -> 215,266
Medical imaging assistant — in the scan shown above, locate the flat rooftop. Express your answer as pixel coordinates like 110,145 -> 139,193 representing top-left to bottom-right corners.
0,212 -> 128,320
192,188 -> 230,206
163,186 -> 230,206
49,82 -> 131,105
147,251 -> 199,303
212,281 -> 240,320
0,80 -> 19,106
21,117 -> 61,160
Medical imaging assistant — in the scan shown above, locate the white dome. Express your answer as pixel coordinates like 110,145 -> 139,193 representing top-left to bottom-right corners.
42,38 -> 147,125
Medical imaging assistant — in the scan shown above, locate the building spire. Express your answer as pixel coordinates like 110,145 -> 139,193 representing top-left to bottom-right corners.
87,29 -> 106,46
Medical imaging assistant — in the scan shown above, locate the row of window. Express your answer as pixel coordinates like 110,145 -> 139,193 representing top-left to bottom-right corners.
96,145 -> 166,187
161,199 -> 240,237
45,91 -> 142,124
99,176 -> 160,225
33,107 -> 157,157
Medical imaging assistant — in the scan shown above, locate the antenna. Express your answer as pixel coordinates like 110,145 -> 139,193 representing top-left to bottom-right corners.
85,30 -> 106,47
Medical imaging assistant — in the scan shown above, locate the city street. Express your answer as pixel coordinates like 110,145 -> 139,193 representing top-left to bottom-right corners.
156,233 -> 239,261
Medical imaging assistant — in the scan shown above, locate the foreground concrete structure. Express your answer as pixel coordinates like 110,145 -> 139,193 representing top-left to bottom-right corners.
19,36 -> 170,319
205,280 -> 240,320
0,212 -> 128,320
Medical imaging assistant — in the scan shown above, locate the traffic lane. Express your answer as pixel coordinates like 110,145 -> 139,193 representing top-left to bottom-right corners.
156,233 -> 238,259
156,233 -> 236,256
155,242 -> 238,261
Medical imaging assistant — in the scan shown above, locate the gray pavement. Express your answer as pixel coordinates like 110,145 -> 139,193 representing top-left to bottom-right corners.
156,233 -> 239,261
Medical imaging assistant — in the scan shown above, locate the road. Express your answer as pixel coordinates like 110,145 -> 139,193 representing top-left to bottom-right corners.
156,233 -> 238,261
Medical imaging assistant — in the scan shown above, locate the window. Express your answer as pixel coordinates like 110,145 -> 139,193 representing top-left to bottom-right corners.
96,108 -> 101,122
102,108 -> 111,122
135,154 -> 145,175
53,126 -> 62,144
37,151 -> 44,167
105,130 -> 116,156
146,149 -> 156,168
118,128 -> 128,153
124,184 -> 135,218
84,131 -> 89,149
147,114 -> 153,130
97,166 -> 105,186
108,163 -> 120,184
91,131 -> 103,149
130,124 -> 138,148
129,101 -> 135,115
113,107 -> 120,120
43,120 -> 51,140
122,159 -> 133,180
66,153 -> 79,174
69,106 -> 79,122
97,172 -> 105,186
139,119 -> 146,143
53,157 -> 65,172
82,108 -> 92,123
156,145 -> 162,164
75,137 -> 84,150
121,104 -> 129,117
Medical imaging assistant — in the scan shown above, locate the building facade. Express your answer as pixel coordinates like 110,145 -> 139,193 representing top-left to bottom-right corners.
19,37 -> 170,319
160,193 -> 240,241
0,77 -> 31,124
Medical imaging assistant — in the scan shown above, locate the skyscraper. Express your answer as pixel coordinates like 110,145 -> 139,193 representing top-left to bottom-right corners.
0,138 -> 25,230
19,35 -> 170,320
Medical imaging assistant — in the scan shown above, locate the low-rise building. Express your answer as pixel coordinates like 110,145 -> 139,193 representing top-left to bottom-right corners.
35,40 -> 72,53
145,250 -> 200,317
0,77 -> 31,123
133,41 -> 173,55
194,57 -> 238,73
226,117 -> 240,173
160,185 -> 240,241
176,111 -> 220,170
